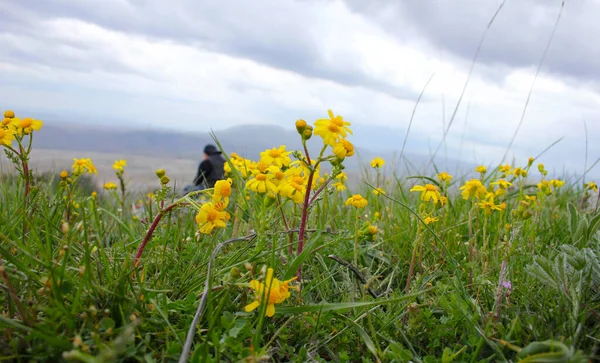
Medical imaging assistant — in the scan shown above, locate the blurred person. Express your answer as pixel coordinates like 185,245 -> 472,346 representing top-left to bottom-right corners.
183,144 -> 225,195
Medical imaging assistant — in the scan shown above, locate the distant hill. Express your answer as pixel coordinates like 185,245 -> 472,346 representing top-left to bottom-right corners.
0,120 -> 479,192
32,121 -> 476,175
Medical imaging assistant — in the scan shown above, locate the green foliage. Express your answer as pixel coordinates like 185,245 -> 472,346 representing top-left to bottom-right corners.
1,161 -> 599,362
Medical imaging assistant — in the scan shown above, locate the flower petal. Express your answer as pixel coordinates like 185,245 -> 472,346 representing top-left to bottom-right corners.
266,303 -> 276,317
244,300 -> 260,312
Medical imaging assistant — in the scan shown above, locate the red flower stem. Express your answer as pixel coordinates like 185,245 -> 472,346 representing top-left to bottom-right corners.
296,171 -> 315,281
303,141 -> 312,166
133,202 -> 178,267
309,176 -> 333,205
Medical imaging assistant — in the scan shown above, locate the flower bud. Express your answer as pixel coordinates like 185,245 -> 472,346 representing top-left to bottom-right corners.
368,225 -> 377,235
160,175 -> 170,185
303,125 -> 313,140
60,170 -> 68,179
230,267 -> 241,278
295,119 -> 307,134
3,110 -> 14,119
528,157 -> 534,166
156,169 -> 166,178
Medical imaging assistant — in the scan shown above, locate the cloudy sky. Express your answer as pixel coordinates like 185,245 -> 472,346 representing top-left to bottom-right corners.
1,0 -> 599,179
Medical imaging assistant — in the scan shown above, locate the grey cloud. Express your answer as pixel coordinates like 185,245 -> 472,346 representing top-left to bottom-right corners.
345,0 -> 600,86
2,0 -> 418,101
0,2 -> 148,77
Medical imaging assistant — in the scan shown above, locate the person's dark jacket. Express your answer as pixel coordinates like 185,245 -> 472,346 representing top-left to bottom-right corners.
193,153 -> 225,188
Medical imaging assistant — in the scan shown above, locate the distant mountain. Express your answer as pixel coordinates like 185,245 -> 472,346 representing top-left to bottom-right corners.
31,121 -> 477,179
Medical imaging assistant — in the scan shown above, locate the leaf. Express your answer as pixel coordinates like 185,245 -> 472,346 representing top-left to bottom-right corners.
586,212 -> 600,242
276,289 -> 432,315
441,346 -> 467,363
337,313 -> 380,362
283,232 -> 318,280
567,203 -> 579,244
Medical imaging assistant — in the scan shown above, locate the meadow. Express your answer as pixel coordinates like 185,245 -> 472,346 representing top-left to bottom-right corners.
0,109 -> 599,362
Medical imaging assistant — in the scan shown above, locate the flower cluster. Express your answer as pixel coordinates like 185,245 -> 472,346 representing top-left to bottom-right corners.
225,110 -> 356,206
358,221 -> 378,241
345,194 -> 368,208
0,110 -> 44,147
195,179 -> 233,234
104,182 -> 117,190
72,158 -> 97,176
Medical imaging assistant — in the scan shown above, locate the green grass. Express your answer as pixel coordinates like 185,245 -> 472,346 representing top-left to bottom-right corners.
1,147 -> 599,362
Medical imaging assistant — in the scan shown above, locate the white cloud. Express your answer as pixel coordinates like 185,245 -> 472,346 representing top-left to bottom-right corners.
0,0 -> 599,178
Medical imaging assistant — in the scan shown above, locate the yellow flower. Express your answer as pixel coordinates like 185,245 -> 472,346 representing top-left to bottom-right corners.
72,158 -> 97,175
367,225 -> 378,235
244,268 -> 298,317
499,164 -> 512,175
104,182 -> 118,190
0,127 -> 16,146
113,159 -> 127,172
513,167 -> 528,178
1,118 -> 17,128
475,165 -> 487,174
528,157 -> 535,166
550,179 -> 565,188
373,187 -> 385,196
409,184 -> 441,204
374,211 -> 380,219
537,180 -> 552,195
246,172 -> 278,194
267,165 -> 286,186
345,194 -> 368,208
424,216 -> 439,225
459,179 -> 487,200
336,172 -> 347,182
16,117 -> 43,135
195,201 -> 231,234
491,179 -> 512,189
437,172 -> 453,183
260,146 -> 292,168
332,139 -> 355,159
279,168 -> 307,203
478,195 -> 505,215
585,181 -> 598,193
436,195 -> 448,207
332,182 -> 346,191
314,109 -> 352,146
370,157 -> 385,169
213,179 -> 232,204
60,170 -> 68,179
4,110 -> 15,119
